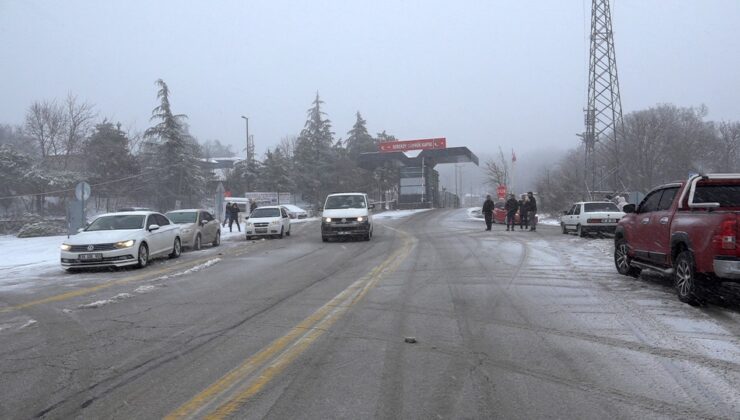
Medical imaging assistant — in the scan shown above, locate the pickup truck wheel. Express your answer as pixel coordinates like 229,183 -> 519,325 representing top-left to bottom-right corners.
561,223 -> 568,234
169,237 -> 182,259
614,239 -> 640,278
674,251 -> 700,305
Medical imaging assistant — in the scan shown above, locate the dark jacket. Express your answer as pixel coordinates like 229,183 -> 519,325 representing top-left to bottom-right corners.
505,198 -> 519,213
482,198 -> 494,214
528,196 -> 537,213
229,204 -> 240,218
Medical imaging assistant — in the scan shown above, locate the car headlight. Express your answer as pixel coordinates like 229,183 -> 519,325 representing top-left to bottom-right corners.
270,220 -> 280,225
114,239 -> 136,249
60,243 -> 71,251
182,228 -> 193,234
357,216 -> 365,222
324,217 -> 332,223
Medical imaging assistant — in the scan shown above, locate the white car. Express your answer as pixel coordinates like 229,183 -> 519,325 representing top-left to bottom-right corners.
560,201 -> 625,237
281,204 -> 308,219
166,209 -> 221,250
245,206 -> 291,239
60,211 -> 182,270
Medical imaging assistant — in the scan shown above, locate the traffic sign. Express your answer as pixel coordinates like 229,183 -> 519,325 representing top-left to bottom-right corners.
496,185 -> 507,199
75,181 -> 91,201
379,138 -> 447,153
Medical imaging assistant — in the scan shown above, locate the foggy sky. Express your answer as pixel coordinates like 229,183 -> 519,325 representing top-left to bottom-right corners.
2,0 -> 739,173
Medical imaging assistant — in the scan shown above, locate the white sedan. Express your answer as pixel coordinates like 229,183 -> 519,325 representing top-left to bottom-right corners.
245,206 -> 291,239
60,211 -> 182,270
281,204 -> 308,219
560,201 -> 625,237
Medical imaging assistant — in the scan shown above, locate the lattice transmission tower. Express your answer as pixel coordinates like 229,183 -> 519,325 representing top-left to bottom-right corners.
580,0 -> 624,195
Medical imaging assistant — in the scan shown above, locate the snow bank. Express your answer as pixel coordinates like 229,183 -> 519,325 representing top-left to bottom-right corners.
0,234 -> 66,288
78,292 -> 133,309
373,209 -> 432,220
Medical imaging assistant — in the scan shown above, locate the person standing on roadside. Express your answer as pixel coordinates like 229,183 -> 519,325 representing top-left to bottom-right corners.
527,191 -> 538,231
229,203 -> 241,232
519,194 -> 530,230
482,194 -> 494,231
505,193 -> 519,231
223,202 -> 231,227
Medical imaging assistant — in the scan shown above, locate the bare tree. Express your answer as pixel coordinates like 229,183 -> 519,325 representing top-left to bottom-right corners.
277,135 -> 298,160
714,121 -> 740,172
484,147 -> 510,188
24,100 -> 66,158
61,93 -> 96,169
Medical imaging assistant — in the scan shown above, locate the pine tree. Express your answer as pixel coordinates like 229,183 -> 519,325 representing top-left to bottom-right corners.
143,79 -> 206,210
293,92 -> 337,205
261,148 -> 294,194
345,111 -> 376,161
84,122 -> 138,210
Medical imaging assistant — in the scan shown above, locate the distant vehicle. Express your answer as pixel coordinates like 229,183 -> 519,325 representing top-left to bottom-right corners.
321,193 -> 374,242
561,201 -> 625,237
281,204 -> 308,219
245,206 -> 291,239
615,174 -> 740,304
165,209 -> 221,250
61,211 -> 181,271
492,200 -> 522,225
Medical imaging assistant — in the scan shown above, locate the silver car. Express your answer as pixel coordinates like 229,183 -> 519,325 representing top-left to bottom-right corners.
165,209 -> 221,250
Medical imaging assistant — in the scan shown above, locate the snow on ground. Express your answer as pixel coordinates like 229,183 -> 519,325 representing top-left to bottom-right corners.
537,213 -> 561,226
467,207 -> 483,220
0,235 -> 67,289
373,209 -> 432,220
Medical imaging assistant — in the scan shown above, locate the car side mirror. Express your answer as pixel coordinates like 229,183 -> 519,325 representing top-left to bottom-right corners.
369,203 -> 375,210
622,204 -> 636,213
148,224 -> 160,231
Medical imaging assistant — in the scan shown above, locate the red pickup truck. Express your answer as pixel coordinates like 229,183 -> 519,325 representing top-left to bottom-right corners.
614,174 -> 740,305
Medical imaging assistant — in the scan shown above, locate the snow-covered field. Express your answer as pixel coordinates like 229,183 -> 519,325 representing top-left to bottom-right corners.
0,235 -> 67,290
373,209 -> 432,220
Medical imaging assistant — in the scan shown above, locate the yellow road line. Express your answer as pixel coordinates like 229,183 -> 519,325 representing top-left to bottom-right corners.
166,231 -> 414,419
0,245 -> 251,314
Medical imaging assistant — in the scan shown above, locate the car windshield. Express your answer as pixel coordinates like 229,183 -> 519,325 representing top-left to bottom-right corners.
325,196 -> 366,209
584,203 -> 620,212
166,212 -> 197,224
86,215 -> 145,231
251,208 -> 280,218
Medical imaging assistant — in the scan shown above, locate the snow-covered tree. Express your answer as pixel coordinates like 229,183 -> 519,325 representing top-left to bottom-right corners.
143,79 -> 206,210
260,148 -> 294,194
84,121 -> 138,210
293,92 -> 337,205
345,111 -> 376,161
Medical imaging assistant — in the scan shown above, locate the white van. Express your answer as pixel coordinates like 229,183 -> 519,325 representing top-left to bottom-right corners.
320,193 -> 374,241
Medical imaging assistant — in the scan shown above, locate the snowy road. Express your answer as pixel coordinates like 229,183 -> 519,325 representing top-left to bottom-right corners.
1,209 -> 739,418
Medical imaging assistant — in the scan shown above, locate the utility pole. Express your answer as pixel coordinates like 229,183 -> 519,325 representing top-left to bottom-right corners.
241,116 -> 253,163
582,0 -> 624,194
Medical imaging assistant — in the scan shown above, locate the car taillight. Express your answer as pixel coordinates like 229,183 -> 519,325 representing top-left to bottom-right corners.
715,219 -> 737,250
587,218 -> 601,223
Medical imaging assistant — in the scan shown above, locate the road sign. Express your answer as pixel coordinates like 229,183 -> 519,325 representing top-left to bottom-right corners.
75,181 -> 91,201
379,138 -> 447,153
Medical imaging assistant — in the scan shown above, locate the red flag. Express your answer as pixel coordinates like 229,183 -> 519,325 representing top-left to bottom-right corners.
512,149 -> 517,163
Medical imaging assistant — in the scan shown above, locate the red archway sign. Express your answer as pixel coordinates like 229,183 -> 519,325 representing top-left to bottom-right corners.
378,137 -> 447,153
224,191 -> 233,198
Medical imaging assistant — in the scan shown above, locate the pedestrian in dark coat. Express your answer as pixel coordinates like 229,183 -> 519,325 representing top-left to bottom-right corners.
482,195 -> 494,231
520,195 -> 530,230
228,203 -> 241,232
527,192 -> 538,231
505,194 -> 519,231
223,202 -> 231,227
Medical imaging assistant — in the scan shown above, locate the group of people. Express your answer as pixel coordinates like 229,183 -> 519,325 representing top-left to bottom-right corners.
482,192 -> 537,232
223,202 -> 241,232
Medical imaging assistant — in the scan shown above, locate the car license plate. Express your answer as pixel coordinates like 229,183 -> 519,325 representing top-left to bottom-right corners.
256,228 -> 267,233
79,253 -> 103,261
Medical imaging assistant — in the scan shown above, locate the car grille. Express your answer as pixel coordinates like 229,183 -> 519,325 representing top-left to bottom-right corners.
331,218 -> 358,223
254,222 -> 269,227
69,243 -> 117,252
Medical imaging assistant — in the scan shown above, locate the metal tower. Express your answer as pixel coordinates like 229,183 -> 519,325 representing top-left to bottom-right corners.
581,0 -> 624,193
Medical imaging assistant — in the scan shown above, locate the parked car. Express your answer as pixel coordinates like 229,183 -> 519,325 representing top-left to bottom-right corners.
492,200 -> 523,225
614,174 -> 740,304
321,193 -> 374,241
60,211 -> 181,270
165,209 -> 221,250
245,206 -> 291,239
561,201 -> 625,236
281,204 -> 308,219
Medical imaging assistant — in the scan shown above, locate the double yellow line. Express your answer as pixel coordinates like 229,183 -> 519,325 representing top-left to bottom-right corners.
166,228 -> 414,419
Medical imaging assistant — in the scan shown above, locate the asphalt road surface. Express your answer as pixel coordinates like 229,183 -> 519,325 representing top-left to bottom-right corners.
1,209 -> 739,419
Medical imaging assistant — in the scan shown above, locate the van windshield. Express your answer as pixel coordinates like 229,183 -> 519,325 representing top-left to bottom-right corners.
325,195 -> 366,209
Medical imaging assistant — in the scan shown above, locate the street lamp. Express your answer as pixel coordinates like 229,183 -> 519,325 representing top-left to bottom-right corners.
241,115 -> 250,162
